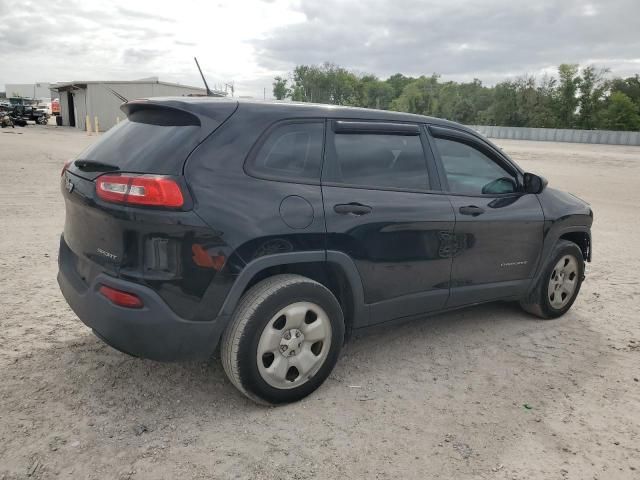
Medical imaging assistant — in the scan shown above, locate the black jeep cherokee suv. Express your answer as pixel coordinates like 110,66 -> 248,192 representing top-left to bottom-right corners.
58,98 -> 592,404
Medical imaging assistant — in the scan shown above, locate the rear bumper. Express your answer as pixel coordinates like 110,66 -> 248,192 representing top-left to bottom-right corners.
57,238 -> 228,361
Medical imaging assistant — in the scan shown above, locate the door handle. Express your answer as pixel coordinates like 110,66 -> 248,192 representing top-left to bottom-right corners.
459,205 -> 485,216
334,203 -> 372,216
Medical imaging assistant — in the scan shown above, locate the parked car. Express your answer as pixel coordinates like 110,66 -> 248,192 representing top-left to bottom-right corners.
58,98 -> 593,404
9,104 -> 49,125
38,102 -> 53,116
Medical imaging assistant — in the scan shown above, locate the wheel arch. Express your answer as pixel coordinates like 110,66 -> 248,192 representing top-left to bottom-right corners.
217,251 -> 368,337
524,226 -> 590,304
559,230 -> 591,262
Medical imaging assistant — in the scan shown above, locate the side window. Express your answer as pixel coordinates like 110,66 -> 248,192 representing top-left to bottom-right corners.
247,122 -> 324,181
434,137 -> 516,195
327,133 -> 429,190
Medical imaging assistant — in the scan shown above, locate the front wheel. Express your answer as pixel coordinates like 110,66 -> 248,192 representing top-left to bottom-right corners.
520,240 -> 585,319
221,274 -> 344,404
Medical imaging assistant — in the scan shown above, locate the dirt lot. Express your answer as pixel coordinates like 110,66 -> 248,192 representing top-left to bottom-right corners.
1,126 -> 639,479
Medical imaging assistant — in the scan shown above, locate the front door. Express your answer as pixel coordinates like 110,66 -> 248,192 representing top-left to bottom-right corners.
427,126 -> 544,307
322,120 -> 455,325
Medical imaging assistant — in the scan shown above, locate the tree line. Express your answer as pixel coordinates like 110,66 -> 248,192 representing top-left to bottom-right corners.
272,63 -> 640,131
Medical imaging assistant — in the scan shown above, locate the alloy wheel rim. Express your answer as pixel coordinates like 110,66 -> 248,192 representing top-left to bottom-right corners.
257,302 -> 332,389
548,255 -> 579,309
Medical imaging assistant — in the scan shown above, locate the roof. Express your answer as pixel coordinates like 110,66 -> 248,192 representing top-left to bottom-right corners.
127,96 -> 506,154
50,80 -> 211,93
136,96 -> 465,127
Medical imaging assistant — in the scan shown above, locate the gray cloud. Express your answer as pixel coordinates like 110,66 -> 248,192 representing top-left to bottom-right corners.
122,48 -> 164,64
0,0 -> 172,56
0,0 -> 177,87
253,0 -> 640,82
1,0 -> 638,97
175,40 -> 197,47
116,7 -> 175,23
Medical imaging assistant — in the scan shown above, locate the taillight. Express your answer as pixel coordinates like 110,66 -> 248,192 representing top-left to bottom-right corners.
61,159 -> 73,176
96,174 -> 184,208
99,285 -> 144,309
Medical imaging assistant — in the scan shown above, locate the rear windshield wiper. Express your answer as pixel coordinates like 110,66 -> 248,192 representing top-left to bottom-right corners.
74,160 -> 120,172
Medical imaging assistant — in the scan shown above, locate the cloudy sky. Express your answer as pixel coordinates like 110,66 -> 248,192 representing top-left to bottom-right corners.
1,0 -> 638,97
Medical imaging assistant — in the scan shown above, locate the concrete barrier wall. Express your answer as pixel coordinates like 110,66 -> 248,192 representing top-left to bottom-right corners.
468,125 -> 640,146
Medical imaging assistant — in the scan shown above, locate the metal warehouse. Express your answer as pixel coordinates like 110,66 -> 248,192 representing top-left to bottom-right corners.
5,82 -> 52,101
50,79 -> 210,131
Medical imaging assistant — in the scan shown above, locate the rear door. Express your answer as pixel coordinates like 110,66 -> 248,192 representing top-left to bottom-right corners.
321,120 -> 455,325
427,125 -> 544,307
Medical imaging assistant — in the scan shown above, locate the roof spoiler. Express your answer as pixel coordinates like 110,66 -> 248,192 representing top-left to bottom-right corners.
120,99 -> 238,141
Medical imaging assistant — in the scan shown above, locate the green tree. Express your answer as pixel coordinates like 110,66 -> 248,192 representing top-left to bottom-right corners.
599,92 -> 640,131
272,76 -> 290,100
530,75 -> 560,128
577,65 -> 609,129
289,63 -> 359,105
555,64 -> 580,127
356,75 -> 395,109
435,79 -> 490,124
389,75 -> 440,115
276,62 -> 640,130
326,64 -> 360,105
480,80 -> 519,126
609,75 -> 640,108
386,73 -> 415,98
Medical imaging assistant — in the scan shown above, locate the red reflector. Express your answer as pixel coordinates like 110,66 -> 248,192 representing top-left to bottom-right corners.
96,174 -> 184,208
99,285 -> 144,309
192,244 -> 226,270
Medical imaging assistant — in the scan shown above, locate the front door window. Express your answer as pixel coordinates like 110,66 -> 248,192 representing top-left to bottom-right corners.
433,137 -> 517,195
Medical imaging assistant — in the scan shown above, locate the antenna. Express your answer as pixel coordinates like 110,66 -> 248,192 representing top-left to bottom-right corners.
194,57 -> 213,96
105,86 -> 128,103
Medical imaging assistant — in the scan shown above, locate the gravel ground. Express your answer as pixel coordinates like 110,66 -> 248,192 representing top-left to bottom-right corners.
1,126 -> 639,479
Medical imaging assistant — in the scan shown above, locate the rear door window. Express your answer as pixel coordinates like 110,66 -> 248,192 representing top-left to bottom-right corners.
246,122 -> 325,182
324,130 -> 430,191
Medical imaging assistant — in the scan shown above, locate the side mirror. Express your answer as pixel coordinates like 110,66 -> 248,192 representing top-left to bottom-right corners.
523,172 -> 548,194
482,177 -> 518,195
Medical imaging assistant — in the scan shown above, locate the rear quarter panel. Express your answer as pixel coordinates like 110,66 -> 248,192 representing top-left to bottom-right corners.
183,106 -> 327,314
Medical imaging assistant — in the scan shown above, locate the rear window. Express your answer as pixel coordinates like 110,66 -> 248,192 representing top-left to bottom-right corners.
75,117 -> 200,175
246,122 -> 324,182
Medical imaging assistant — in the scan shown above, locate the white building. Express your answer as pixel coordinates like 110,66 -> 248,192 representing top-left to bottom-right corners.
50,79 -> 219,131
5,83 -> 52,101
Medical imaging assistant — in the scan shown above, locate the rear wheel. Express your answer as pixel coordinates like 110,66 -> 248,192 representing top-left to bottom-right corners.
221,274 -> 344,404
520,240 -> 584,319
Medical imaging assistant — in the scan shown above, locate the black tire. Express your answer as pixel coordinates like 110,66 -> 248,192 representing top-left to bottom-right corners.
221,274 -> 345,405
520,240 -> 585,319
